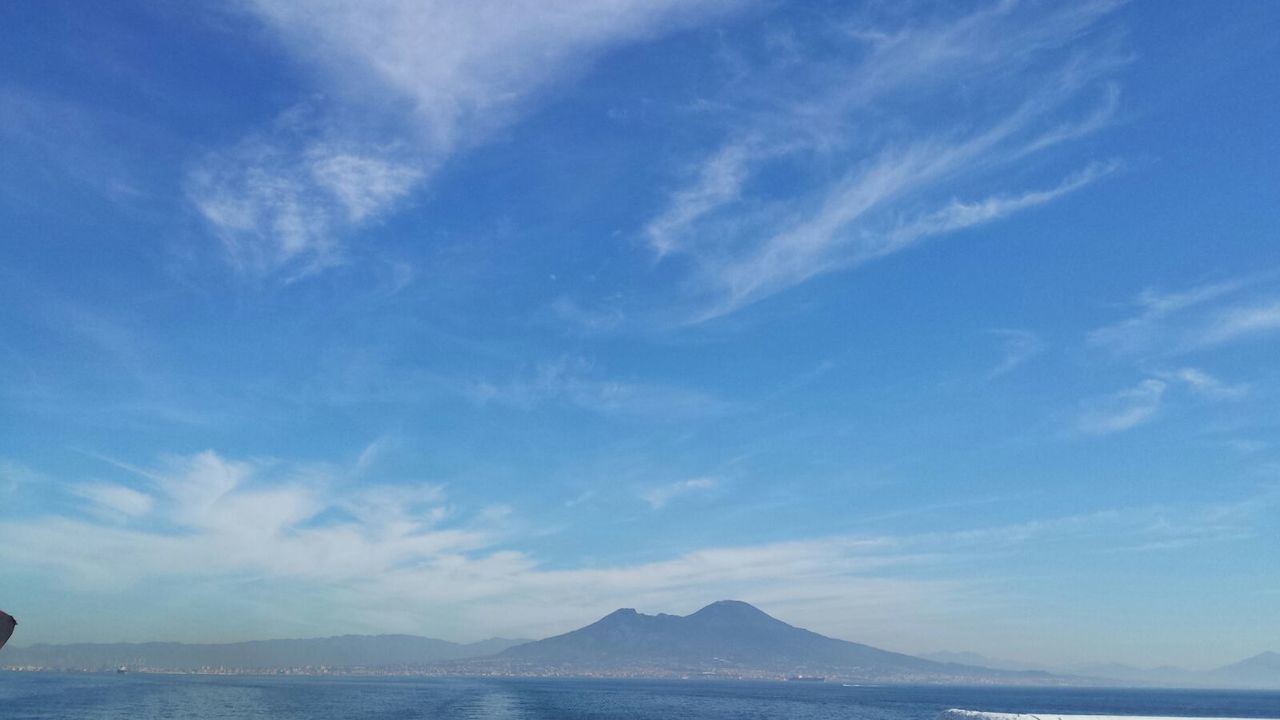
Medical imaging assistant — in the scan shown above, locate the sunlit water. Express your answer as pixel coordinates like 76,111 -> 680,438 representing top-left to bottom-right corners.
2,673 -> 1278,720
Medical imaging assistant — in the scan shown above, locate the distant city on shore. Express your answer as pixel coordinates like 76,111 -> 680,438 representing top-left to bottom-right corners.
3,601 -> 1275,689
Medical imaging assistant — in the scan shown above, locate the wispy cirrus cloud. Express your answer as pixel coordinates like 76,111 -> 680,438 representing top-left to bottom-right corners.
189,0 -> 746,279
1076,378 -> 1167,435
1088,273 -> 1280,356
546,296 -> 627,335
880,161 -> 1117,253
1077,274 -> 1276,445
922,488 -> 1277,555
987,329 -> 1046,378
1075,367 -> 1249,435
0,459 -> 45,495
646,0 -> 1127,321
299,347 -> 728,421
469,356 -> 730,419
639,476 -> 719,509
70,482 -> 154,521
188,128 -> 423,278
646,141 -> 756,259
1152,367 -> 1250,401
1197,298 -> 1280,348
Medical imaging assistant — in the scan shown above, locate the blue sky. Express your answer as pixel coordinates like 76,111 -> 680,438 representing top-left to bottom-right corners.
1,0 -> 1278,669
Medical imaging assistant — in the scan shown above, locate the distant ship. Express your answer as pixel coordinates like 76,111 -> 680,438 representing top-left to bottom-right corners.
116,666 -> 128,674
786,675 -> 825,682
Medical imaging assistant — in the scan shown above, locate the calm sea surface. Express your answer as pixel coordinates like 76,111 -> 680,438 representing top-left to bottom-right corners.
2,673 -> 1278,720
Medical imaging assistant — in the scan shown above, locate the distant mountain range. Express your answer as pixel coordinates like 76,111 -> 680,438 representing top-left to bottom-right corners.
925,649 -> 1280,689
491,600 -> 1054,683
0,634 -> 527,671
1209,651 -> 1280,687
921,651 -> 1046,673
2,601 -> 1275,688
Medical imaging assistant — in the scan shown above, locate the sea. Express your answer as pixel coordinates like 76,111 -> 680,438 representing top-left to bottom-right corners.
1,673 -> 1278,720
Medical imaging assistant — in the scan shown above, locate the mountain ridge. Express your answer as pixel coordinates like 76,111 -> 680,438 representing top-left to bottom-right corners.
496,599 -> 1054,683
5,603 -> 1274,688
1210,651 -> 1280,688
924,649 -> 1280,689
1,634 -> 529,671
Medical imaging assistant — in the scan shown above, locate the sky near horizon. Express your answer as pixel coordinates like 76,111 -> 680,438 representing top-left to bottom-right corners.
1,0 -> 1278,670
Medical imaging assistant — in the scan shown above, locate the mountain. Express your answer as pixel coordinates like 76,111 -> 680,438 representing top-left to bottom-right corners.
1052,654 -> 1279,689
1,634 -> 528,671
1210,651 -> 1280,688
922,651 -> 1046,673
1063,662 -> 1202,687
497,600 -> 1055,682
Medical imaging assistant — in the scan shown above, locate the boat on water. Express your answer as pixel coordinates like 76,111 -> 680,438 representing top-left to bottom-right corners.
786,675 -> 825,682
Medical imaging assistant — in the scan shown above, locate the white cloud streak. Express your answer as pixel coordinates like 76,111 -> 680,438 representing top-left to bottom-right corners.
639,476 -> 719,509
880,160 -> 1118,254
987,329 -> 1046,378
646,0 -> 1126,320
0,451 -> 481,592
189,129 -> 424,279
1155,367 -> 1250,401
71,483 -> 154,520
1088,275 -> 1280,356
1197,298 -> 1280,348
469,356 -> 729,419
1075,366 -> 1250,436
646,142 -> 756,259
0,459 -> 45,495
1076,378 -> 1166,435
190,0 -> 745,279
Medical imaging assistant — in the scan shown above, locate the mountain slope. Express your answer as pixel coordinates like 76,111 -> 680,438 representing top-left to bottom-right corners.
1210,651 -> 1280,688
1059,651 -> 1279,689
499,600 -> 1050,681
923,651 -> 1046,673
2,634 -> 527,671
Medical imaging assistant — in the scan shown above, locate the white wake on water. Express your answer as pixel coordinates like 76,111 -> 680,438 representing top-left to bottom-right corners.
942,709 -> 1280,720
